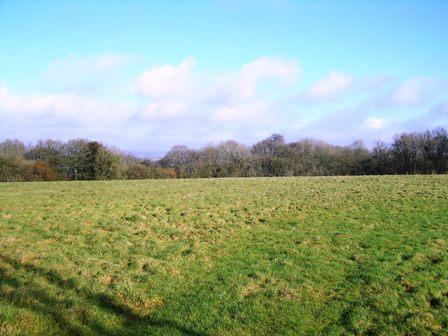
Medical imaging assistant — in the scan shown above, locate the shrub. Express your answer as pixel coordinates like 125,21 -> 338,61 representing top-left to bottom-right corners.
21,161 -> 57,181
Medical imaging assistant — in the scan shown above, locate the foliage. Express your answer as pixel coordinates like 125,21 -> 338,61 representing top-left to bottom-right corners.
1,127 -> 448,182
21,161 -> 57,181
95,146 -> 123,180
161,128 -> 448,178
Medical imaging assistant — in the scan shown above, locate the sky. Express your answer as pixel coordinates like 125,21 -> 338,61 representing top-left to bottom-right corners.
1,0 -> 447,156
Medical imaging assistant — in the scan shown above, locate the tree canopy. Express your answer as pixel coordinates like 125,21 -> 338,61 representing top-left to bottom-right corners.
1,128 -> 447,182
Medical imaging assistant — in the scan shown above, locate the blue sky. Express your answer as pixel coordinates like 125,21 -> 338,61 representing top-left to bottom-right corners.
1,0 -> 447,155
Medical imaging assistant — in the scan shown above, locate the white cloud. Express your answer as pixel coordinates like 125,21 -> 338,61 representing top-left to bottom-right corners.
47,53 -> 130,76
209,57 -> 299,102
1,55 -> 446,152
95,53 -> 129,70
1,56 -> 300,148
212,101 -> 271,123
0,84 -> 134,125
141,101 -> 187,120
138,57 -> 196,99
389,77 -> 438,107
364,117 -> 385,130
136,56 -> 299,124
0,84 -> 20,110
238,56 -> 299,90
399,99 -> 448,131
44,53 -> 133,94
304,71 -> 354,100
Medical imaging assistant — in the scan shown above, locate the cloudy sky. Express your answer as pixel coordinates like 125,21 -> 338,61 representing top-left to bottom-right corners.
1,1 -> 447,156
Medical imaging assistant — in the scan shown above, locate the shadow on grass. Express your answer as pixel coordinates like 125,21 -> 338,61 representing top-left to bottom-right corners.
0,254 -> 206,336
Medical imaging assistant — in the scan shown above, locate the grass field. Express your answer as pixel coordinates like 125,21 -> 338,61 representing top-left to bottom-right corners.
0,176 -> 447,335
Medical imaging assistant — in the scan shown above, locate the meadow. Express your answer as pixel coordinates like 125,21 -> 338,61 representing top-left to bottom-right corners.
0,175 -> 447,335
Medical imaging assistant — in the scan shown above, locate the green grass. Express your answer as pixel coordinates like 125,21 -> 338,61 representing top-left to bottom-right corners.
0,176 -> 447,335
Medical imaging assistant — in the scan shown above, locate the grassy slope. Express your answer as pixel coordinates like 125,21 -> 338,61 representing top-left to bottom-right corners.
0,176 -> 447,335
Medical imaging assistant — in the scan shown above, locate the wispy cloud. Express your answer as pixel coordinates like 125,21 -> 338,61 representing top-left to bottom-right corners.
302,71 -> 354,101
44,53 -> 134,94
387,77 -> 440,107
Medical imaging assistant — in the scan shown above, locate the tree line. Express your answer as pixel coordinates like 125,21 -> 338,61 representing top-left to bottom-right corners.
0,139 -> 176,182
1,127 -> 447,182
